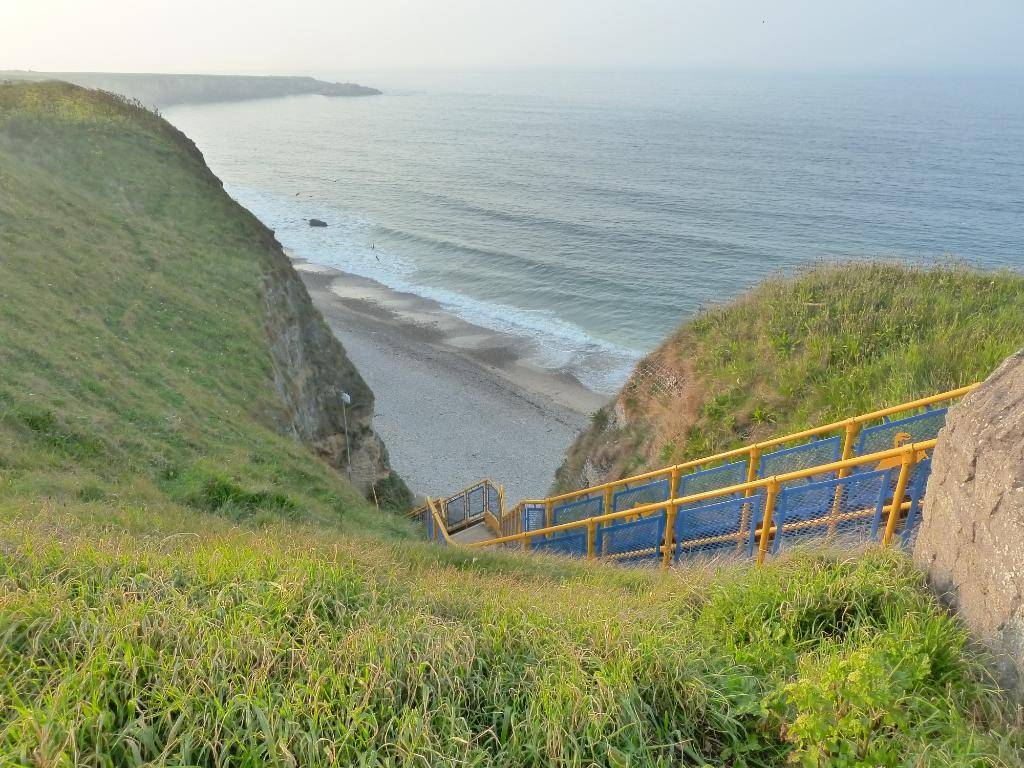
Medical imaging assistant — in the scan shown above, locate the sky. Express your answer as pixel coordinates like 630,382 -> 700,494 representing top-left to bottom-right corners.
2,0 -> 1022,75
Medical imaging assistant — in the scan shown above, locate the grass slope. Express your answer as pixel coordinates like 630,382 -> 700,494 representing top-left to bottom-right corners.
557,263 -> 1024,490
3,516 -> 1023,767
0,83 -> 1021,766
0,81 -> 400,533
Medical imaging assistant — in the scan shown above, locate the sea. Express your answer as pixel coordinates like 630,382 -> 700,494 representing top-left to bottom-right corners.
164,70 -> 1024,394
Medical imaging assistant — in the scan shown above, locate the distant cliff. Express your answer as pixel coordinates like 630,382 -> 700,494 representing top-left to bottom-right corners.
0,71 -> 380,108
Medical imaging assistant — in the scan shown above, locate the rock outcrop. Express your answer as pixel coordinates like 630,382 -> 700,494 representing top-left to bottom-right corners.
913,349 -> 1024,698
143,98 -> 408,508
258,222 -> 408,507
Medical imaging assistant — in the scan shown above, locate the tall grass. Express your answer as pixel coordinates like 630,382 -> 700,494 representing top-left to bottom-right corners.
0,80 -> 393,534
557,262 -> 1024,487
0,510 -> 1021,767
1,81 -> 1022,767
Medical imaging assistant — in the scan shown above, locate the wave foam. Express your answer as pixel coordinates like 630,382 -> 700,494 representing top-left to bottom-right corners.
230,185 -> 640,394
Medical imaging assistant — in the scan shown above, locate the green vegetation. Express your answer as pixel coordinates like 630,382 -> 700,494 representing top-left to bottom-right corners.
0,81 -> 399,533
557,262 -> 1024,487
1,82 -> 1022,765
3,514 -> 1022,767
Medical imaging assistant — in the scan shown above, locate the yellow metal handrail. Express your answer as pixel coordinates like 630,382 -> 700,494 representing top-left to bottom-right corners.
424,496 -> 453,545
409,477 -> 497,517
517,384 -> 975,510
410,478 -> 504,533
466,439 -> 935,565
415,384 -> 974,563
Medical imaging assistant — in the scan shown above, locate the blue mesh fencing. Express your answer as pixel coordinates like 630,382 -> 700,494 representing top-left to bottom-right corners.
676,494 -> 760,562
532,530 -> 587,558
856,409 -> 947,457
612,478 -> 670,512
677,459 -> 748,505
770,469 -> 890,555
486,483 -> 501,513
522,504 -> 546,532
420,508 -> 434,540
900,458 -> 932,551
759,437 -> 841,487
615,550 -> 667,568
468,485 -> 485,517
445,495 -> 467,528
553,496 -> 605,526
597,511 -> 666,560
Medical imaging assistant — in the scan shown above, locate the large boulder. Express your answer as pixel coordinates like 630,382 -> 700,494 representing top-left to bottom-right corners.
913,350 -> 1024,697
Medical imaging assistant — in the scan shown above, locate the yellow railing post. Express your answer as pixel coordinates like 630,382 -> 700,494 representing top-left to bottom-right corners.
737,445 -> 761,554
756,479 -> 780,565
603,485 -> 614,516
882,449 -> 914,546
838,419 -> 859,472
828,420 -> 861,534
523,532 -> 532,552
586,520 -> 597,559
545,499 -> 554,528
662,467 -> 682,568
746,444 -> 762,485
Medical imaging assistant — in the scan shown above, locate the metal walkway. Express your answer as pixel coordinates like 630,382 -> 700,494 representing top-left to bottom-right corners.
411,385 -> 977,568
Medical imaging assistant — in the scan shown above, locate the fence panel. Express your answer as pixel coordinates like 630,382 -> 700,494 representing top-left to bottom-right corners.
677,494 -> 760,563
532,530 -> 587,558
770,469 -> 890,555
612,478 -> 670,513
856,409 -> 947,457
678,459 -> 748,502
468,485 -> 486,517
553,496 -> 604,526
900,458 -> 932,551
522,504 -> 546,532
597,510 -> 666,562
759,437 -> 842,487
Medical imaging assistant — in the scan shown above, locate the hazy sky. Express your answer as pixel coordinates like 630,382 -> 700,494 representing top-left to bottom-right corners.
2,1 -> 1022,75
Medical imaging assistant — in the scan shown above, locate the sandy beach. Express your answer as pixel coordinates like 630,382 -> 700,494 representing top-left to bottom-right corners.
291,257 -> 608,503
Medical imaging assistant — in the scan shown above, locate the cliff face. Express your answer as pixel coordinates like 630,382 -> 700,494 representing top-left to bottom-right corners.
136,86 -> 402,498
0,80 -> 408,516
258,226 -> 398,495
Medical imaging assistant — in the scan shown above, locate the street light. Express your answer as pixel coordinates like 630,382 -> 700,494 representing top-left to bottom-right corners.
340,390 -> 353,481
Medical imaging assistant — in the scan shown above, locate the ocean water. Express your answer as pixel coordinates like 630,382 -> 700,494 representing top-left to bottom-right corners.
165,70 -> 1024,394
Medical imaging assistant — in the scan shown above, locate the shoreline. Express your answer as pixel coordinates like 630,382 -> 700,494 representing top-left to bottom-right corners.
290,255 -> 609,501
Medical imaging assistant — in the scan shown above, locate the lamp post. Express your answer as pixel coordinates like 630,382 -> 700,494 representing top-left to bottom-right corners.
340,390 -> 353,482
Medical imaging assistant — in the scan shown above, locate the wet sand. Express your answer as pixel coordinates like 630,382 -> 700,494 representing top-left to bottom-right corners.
291,257 -> 608,503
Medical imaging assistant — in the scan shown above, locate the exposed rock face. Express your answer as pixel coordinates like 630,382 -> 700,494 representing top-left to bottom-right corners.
144,105 -> 408,507
259,226 -> 406,503
913,349 -> 1024,698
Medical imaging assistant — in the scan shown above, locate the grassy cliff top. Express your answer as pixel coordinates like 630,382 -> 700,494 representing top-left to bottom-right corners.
0,80 -> 397,533
1,83 -> 1021,765
557,262 -> 1024,491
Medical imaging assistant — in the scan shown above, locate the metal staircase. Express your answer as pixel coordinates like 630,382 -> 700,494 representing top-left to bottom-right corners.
412,384 -> 977,567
